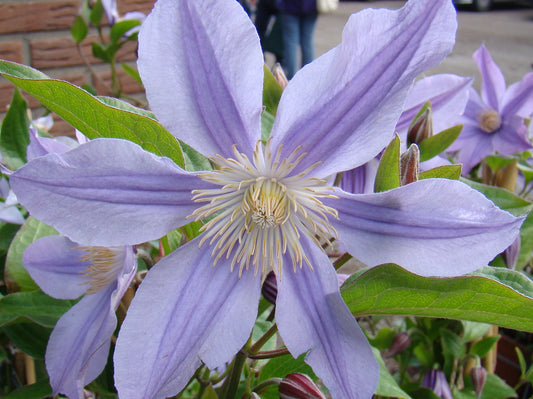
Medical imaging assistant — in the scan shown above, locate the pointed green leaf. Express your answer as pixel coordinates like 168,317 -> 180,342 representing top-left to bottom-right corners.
2,322 -> 51,358
110,20 -> 141,43
263,65 -> 283,116
5,217 -> 58,292
480,373 -> 517,399
0,60 -> 185,168
121,62 -> 142,85
71,14 -> 89,44
419,164 -> 461,180
0,290 -> 74,328
374,134 -> 401,192
470,335 -> 500,358
0,88 -> 30,169
418,125 -> 462,162
373,347 -> 412,398
261,109 -> 275,142
341,264 -> 533,332
258,354 -> 315,383
90,0 -> 105,27
460,178 -> 532,217
200,385 -> 219,399
3,378 -> 53,399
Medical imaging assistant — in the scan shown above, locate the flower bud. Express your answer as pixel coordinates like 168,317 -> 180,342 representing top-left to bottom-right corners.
272,63 -> 289,89
279,373 -> 326,399
502,236 -> 521,270
400,144 -> 420,186
407,106 -> 433,145
387,332 -> 411,357
261,271 -> 277,304
470,366 -> 487,397
422,369 -> 453,399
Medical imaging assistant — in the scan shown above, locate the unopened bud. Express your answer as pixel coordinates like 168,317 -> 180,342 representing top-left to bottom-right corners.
470,366 -> 487,397
422,369 -> 453,399
279,373 -> 326,399
261,271 -> 277,304
502,236 -> 521,270
272,63 -> 289,89
407,106 -> 433,145
400,144 -> 420,185
250,393 -> 261,399
387,332 -> 411,357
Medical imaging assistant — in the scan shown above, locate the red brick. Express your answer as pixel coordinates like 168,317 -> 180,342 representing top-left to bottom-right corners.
0,42 -> 23,64
31,35 -> 138,69
0,1 -> 79,34
119,0 -> 156,16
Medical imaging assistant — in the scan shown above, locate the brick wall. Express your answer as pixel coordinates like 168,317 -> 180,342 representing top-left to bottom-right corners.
0,0 -> 156,136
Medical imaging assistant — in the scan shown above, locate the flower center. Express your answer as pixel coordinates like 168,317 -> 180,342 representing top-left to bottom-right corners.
78,246 -> 123,294
478,109 -> 501,133
190,140 -> 338,278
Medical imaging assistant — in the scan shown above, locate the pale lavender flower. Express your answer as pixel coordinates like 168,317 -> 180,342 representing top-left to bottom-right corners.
447,44 -> 533,173
9,0 -> 524,398
23,237 -> 136,399
0,177 -> 24,224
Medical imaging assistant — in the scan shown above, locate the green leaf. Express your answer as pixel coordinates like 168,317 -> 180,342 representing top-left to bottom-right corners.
373,347 -> 412,398
440,329 -> 465,358
419,165 -> 461,180
418,125 -> 462,162
179,140 -> 211,172
0,223 -> 21,255
461,321 -> 492,343
0,88 -> 30,169
5,217 -> 58,292
517,210 -> 533,270
4,378 -> 52,399
258,353 -> 316,383
0,60 -> 185,168
2,322 -> 51,358
461,178 -> 532,217
263,65 -> 283,116
200,385 -> 219,399
261,109 -> 275,142
341,264 -> 533,332
71,14 -> 89,44
374,134 -> 400,192
121,62 -> 142,85
90,0 -> 105,27
480,373 -> 517,399
0,290 -> 74,328
92,42 -> 112,63
110,20 -> 141,43
470,335 -> 500,358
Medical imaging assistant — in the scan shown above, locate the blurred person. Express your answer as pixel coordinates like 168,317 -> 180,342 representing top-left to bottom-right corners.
277,0 -> 318,79
255,0 -> 284,63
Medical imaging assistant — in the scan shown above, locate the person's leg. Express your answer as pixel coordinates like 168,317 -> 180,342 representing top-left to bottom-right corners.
254,0 -> 271,46
299,13 -> 318,67
280,13 -> 299,79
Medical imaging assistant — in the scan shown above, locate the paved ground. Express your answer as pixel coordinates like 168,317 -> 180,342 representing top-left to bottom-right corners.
308,1 -> 533,86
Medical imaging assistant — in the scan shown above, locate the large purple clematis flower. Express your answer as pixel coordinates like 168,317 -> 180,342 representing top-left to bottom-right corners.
8,0 -> 524,397
447,44 -> 533,173
23,237 -> 136,399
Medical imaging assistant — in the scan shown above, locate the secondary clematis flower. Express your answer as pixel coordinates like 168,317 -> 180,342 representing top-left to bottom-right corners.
447,44 -> 533,174
23,237 -> 136,399
8,0 -> 524,397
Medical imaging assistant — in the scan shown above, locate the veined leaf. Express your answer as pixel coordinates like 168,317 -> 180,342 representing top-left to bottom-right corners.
341,264 -> 533,332
0,60 -> 185,168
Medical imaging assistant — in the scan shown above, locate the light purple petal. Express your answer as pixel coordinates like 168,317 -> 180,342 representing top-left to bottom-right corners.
455,128 -> 494,173
339,158 -> 379,194
45,246 -> 136,399
396,74 -> 472,135
492,116 -> 532,155
0,205 -> 24,225
27,127 -> 73,161
23,235 -> 89,299
10,138 -> 212,246
501,72 -> 533,118
138,0 -> 263,158
270,0 -> 457,178
276,234 -> 379,399
474,45 -> 506,111
114,239 -> 261,399
326,179 -> 524,277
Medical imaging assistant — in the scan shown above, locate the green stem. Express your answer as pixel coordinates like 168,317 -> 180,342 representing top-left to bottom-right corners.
243,348 -> 290,360
220,348 -> 248,399
252,378 -> 283,395
249,324 -> 278,354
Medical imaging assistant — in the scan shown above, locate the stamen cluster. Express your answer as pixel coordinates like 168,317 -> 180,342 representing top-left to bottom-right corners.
478,109 -> 501,133
78,246 -> 124,294
190,140 -> 338,278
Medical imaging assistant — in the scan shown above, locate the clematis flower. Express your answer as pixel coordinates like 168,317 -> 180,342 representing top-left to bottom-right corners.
23,237 -> 136,399
9,0 -> 524,398
447,44 -> 533,174
0,176 -> 24,224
